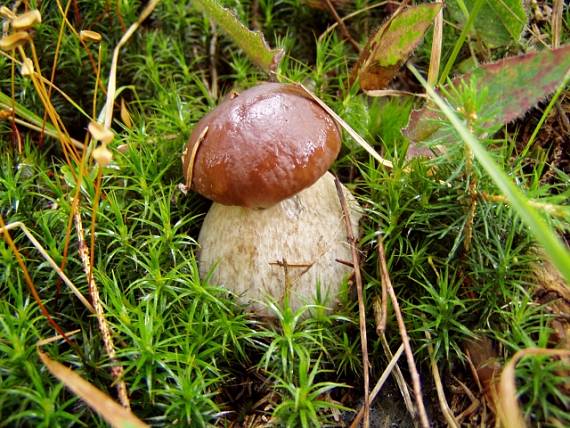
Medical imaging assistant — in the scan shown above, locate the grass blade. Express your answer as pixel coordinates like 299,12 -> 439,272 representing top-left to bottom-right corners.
408,64 -> 570,286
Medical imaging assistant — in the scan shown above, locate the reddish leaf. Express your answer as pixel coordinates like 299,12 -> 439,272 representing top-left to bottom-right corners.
404,45 -> 570,143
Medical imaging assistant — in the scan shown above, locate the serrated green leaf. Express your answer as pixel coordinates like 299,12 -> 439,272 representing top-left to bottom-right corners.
448,0 -> 527,48
193,0 -> 283,73
404,45 -> 570,143
353,3 -> 442,91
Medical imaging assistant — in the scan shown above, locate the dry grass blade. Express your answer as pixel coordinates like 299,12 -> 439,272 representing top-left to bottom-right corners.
296,83 -> 393,169
334,176 -> 370,428
379,334 -> 415,416
377,235 -> 430,428
364,89 -> 426,98
103,0 -> 160,128
0,216 -> 80,348
350,343 -> 405,428
427,4 -> 443,86
552,0 -> 563,49
38,351 -> 149,428
73,208 -> 130,409
374,246 -> 415,418
36,329 -> 81,347
425,330 -> 459,428
0,221 -> 95,313
498,348 -> 570,428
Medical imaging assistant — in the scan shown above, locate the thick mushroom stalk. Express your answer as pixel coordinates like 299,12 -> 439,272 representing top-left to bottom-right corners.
183,82 -> 362,316
199,172 -> 361,316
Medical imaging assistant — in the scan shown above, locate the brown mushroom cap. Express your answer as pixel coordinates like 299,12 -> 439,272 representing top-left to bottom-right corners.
182,82 -> 341,208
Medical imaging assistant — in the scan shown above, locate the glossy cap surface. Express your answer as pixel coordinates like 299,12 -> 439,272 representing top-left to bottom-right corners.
182,83 -> 341,208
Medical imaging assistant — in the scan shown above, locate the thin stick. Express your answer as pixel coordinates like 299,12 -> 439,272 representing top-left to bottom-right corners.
377,236 -> 430,428
452,375 -> 480,423
318,1 -> 399,43
323,0 -> 360,51
73,208 -> 130,409
0,221 -> 95,313
351,343 -> 405,428
427,4 -> 443,86
334,177 -> 369,428
552,0 -> 563,49
209,21 -> 219,99
379,334 -> 416,417
375,238 -> 415,418
425,330 -> 459,428
0,216 -> 80,349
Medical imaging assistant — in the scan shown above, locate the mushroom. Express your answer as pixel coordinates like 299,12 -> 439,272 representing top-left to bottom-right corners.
182,83 -> 362,316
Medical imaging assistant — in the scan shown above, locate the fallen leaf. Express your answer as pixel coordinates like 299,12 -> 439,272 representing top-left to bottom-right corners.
352,3 -> 442,91
404,44 -> 570,144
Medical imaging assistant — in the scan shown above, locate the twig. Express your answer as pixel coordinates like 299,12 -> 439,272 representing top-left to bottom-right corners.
452,375 -> 481,423
351,343 -> 405,428
377,235 -> 430,428
379,334 -> 416,417
334,177 -> 369,428
375,240 -> 415,418
425,330 -> 459,428
552,0 -> 563,49
0,216 -> 80,349
73,207 -> 130,409
0,221 -> 95,313
209,21 -> 219,99
323,0 -> 360,51
318,1 -> 400,43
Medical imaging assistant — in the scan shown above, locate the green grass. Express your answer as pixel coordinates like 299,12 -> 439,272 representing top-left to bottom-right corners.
1,0 -> 570,426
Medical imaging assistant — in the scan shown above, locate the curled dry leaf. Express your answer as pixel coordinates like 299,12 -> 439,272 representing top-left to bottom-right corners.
38,351 -> 148,428
498,348 -> 570,428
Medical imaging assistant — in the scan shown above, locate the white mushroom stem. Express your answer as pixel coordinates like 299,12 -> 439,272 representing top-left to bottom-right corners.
198,172 -> 362,317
